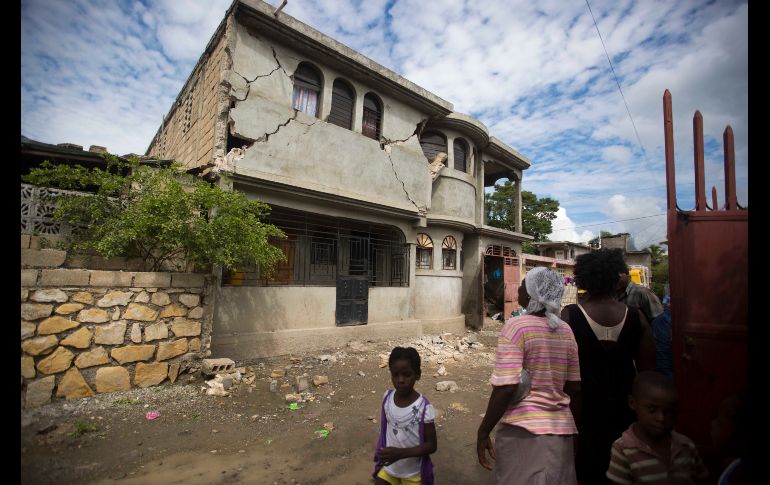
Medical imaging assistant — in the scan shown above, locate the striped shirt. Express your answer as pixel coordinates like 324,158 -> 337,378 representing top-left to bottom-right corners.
607,425 -> 708,484
489,314 -> 581,435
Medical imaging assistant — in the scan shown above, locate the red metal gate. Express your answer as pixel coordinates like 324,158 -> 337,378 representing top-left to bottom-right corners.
663,90 -> 747,468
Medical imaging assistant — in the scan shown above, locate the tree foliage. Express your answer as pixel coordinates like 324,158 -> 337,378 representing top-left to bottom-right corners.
23,155 -> 286,273
651,258 -> 669,299
485,181 -> 560,249
647,244 -> 665,266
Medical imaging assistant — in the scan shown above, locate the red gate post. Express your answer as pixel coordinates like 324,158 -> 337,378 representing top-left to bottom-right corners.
664,91 -> 748,478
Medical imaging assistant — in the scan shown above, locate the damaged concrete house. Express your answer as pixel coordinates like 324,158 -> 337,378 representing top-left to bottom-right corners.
145,0 -> 534,359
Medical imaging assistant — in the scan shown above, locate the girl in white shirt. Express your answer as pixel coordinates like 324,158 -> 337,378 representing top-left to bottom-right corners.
373,347 -> 437,485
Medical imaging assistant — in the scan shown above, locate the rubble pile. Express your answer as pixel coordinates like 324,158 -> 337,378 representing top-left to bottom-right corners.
402,332 -> 491,365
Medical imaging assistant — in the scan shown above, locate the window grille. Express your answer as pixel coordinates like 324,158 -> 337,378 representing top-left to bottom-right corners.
21,183 -> 87,236
222,206 -> 409,287
442,236 -> 457,270
416,233 -> 433,269
362,93 -> 382,139
485,244 -> 517,266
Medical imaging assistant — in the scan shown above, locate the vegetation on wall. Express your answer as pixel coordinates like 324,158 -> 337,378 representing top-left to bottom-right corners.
23,154 -> 286,273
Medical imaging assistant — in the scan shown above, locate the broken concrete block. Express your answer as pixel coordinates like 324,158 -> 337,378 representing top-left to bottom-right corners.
215,374 -> 234,390
270,368 -> 285,378
206,387 -> 228,397
312,375 -> 329,386
436,381 -> 459,392
201,358 -> 235,376
296,376 -> 309,392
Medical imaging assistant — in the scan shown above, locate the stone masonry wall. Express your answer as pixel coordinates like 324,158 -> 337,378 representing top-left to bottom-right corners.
21,237 -> 214,408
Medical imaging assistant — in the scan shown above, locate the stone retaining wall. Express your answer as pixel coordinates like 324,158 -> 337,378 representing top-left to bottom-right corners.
21,238 -> 214,408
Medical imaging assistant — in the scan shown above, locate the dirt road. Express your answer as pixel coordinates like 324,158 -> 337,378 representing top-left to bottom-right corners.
21,321 -> 505,484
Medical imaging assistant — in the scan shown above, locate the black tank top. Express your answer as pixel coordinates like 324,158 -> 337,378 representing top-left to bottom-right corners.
563,303 -> 642,414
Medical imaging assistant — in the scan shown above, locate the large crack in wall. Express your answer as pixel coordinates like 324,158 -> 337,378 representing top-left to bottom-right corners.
379,123 -> 428,215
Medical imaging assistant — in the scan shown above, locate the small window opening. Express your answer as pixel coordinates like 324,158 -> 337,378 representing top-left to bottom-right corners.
442,236 -> 457,270
416,233 -> 433,269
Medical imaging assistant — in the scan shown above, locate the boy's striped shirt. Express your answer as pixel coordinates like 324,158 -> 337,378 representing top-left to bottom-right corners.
489,314 -> 581,435
606,425 -> 708,484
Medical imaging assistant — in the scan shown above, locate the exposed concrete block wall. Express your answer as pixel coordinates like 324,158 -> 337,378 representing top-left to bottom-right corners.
20,239 -> 214,409
22,235 -> 190,273
146,26 -> 230,169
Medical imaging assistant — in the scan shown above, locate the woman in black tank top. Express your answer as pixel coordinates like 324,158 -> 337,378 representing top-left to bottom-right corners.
561,249 -> 655,484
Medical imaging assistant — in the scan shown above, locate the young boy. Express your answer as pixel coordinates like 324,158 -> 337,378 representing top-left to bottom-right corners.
607,371 -> 708,484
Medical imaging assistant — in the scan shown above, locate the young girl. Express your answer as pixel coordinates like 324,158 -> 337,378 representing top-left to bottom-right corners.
373,346 -> 437,485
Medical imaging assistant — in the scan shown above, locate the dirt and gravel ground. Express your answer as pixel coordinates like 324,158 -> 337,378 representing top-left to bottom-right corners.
21,320 -> 505,484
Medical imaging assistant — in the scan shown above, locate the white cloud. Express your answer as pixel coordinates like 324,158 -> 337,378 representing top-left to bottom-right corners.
601,145 -> 633,165
603,195 -> 667,249
21,0 -> 748,237
549,208 -> 596,243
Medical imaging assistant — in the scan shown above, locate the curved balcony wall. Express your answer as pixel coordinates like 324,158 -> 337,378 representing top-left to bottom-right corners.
429,170 -> 477,223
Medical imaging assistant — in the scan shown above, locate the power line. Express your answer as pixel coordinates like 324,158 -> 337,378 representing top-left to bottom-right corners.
584,0 -> 657,181
551,212 -> 665,232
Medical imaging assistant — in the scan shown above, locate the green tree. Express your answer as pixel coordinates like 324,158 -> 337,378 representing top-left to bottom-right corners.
23,155 -> 286,273
651,258 -> 669,299
647,244 -> 665,266
485,181 -> 560,246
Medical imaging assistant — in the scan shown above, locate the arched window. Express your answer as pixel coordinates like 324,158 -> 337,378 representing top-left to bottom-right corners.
442,236 -> 457,270
419,132 -> 447,163
328,79 -> 355,129
453,138 -> 468,172
292,62 -> 322,117
362,93 -> 382,139
416,233 -> 433,269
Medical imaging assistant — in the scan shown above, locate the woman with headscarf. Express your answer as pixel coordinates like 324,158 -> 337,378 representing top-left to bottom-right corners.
476,267 -> 582,484
560,248 -> 655,484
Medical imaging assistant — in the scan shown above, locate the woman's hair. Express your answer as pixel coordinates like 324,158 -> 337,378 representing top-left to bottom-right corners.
574,248 -> 628,297
389,346 -> 421,376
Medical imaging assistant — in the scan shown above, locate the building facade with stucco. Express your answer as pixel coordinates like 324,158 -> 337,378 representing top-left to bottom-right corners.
145,0 -> 533,358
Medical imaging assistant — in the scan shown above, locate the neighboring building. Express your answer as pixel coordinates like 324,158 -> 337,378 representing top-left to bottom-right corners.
145,0 -> 534,358
598,232 -> 653,286
20,136 -> 170,242
519,253 -> 579,308
532,241 -> 592,261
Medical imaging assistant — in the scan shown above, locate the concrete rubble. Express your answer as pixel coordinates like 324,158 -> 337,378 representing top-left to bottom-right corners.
197,330 -> 492,401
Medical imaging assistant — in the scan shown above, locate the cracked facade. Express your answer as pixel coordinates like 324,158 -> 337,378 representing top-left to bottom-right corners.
145,0 -> 534,359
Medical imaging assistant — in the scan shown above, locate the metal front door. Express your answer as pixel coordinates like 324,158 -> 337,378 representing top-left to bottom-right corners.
336,276 -> 368,325
503,263 -> 520,319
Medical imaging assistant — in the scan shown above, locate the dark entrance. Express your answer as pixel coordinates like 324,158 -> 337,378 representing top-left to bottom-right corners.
483,245 -> 520,319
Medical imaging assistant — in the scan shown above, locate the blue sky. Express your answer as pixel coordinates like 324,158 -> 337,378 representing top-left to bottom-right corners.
21,0 -> 748,249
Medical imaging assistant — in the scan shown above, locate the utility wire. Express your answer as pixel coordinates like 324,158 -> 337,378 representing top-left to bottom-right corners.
551,212 -> 665,232
584,0 -> 653,171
